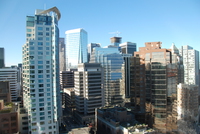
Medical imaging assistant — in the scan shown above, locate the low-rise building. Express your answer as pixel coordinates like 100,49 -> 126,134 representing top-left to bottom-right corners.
96,106 -> 155,134
0,100 -> 18,134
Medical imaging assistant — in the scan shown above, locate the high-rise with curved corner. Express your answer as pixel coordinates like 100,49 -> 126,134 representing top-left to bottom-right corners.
22,7 -> 61,134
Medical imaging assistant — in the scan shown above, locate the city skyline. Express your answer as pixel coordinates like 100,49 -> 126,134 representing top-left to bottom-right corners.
0,0 -> 200,66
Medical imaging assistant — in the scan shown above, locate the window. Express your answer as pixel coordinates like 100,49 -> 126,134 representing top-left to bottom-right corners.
27,34 -> 31,37
47,88 -> 50,91
30,61 -> 35,64
32,123 -> 36,126
38,32 -> 43,35
38,42 -> 43,45
39,93 -> 44,97
39,84 -> 43,87
46,65 -> 50,68
46,37 -> 50,41
38,61 -> 43,64
46,47 -> 50,50
40,117 -> 45,120
39,98 -> 44,102
38,75 -> 43,78
46,32 -> 50,36
38,27 -> 43,30
30,47 -> 34,50
47,84 -> 50,87
39,89 -> 44,92
38,65 -> 43,69
38,52 -> 43,55
27,29 -> 32,32
46,79 -> 50,82
38,56 -> 43,59
47,98 -> 51,101
40,108 -> 44,111
38,37 -> 43,40
29,42 -> 34,45
40,121 -> 45,125
39,103 -> 44,106
46,42 -> 50,46
46,61 -> 50,64
38,70 -> 43,73
38,47 -> 43,50
47,93 -> 50,96
48,111 -> 51,115
46,27 -> 49,31
47,107 -> 51,110
46,70 -> 50,73
38,79 -> 43,83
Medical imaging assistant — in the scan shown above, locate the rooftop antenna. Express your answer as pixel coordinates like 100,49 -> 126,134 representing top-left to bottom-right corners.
109,31 -> 121,37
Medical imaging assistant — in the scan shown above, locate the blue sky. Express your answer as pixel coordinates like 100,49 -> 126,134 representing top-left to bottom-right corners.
0,0 -> 200,66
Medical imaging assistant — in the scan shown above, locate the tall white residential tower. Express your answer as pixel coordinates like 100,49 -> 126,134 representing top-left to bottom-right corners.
179,45 -> 199,94
22,7 -> 61,133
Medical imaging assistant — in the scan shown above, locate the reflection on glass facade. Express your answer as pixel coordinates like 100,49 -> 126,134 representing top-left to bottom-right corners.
90,47 -> 124,105
0,48 -> 4,68
22,7 -> 61,133
65,28 -> 88,69
59,38 -> 66,71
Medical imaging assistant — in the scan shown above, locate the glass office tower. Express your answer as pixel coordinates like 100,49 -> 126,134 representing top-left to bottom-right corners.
65,28 -> 88,69
90,47 -> 124,105
22,7 -> 61,134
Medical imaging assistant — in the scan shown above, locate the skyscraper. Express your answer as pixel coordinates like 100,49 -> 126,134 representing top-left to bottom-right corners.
131,42 -> 180,131
59,38 -> 66,71
90,47 -> 124,105
0,48 -> 5,68
179,45 -> 199,93
74,63 -> 104,124
65,28 -> 88,69
22,7 -> 61,133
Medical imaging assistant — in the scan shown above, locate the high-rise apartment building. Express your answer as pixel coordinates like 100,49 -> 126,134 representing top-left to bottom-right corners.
179,45 -> 199,93
87,43 -> 101,62
0,48 -> 5,68
74,63 -> 104,124
22,7 -> 61,133
0,67 -> 20,101
65,28 -> 88,69
90,47 -> 124,105
59,38 -> 66,71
